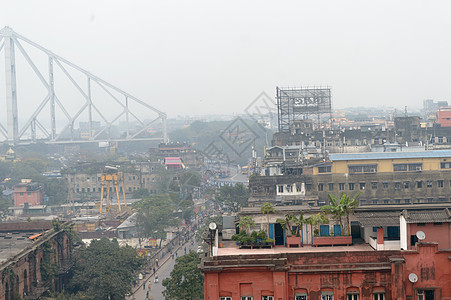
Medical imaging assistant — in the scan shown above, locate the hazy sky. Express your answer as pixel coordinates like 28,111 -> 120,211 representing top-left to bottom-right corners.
1,0 -> 451,118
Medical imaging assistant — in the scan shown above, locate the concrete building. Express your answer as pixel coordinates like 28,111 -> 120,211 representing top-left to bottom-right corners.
249,150 -> 451,207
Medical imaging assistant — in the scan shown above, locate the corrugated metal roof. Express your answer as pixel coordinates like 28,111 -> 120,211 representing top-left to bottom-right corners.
354,211 -> 401,227
402,208 -> 451,223
329,150 -> 451,161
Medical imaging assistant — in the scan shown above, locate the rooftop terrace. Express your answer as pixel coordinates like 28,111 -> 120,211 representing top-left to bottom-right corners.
217,240 -> 373,256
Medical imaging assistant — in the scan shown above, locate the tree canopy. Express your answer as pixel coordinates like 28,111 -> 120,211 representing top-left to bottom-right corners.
66,237 -> 143,300
322,192 -> 359,235
215,183 -> 249,212
162,251 -> 204,300
133,194 -> 179,241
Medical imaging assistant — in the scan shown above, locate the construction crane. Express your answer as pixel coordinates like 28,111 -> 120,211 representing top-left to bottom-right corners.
99,166 -> 127,214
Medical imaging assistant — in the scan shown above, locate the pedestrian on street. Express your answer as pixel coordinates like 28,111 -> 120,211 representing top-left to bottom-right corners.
176,251 -> 178,258
155,258 -> 159,267
143,282 -> 145,290
184,247 -> 186,254
153,267 -> 156,274
171,252 -> 174,259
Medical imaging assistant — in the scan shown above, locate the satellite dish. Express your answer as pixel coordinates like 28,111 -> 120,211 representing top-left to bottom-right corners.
416,231 -> 426,240
209,222 -> 217,230
408,273 -> 418,283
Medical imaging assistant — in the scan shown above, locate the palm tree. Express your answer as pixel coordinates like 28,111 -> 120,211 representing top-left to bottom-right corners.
237,216 -> 255,234
322,192 -> 360,236
322,193 -> 345,235
260,202 -> 275,235
305,212 -> 329,237
342,192 -> 360,236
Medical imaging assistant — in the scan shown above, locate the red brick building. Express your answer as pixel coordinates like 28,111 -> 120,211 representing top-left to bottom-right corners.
13,180 -> 44,207
201,242 -> 451,300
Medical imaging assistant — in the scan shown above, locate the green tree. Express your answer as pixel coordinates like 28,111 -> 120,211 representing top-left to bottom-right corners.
67,237 -> 143,300
215,183 -> 249,212
276,214 -> 305,237
322,192 -> 359,236
133,194 -> 179,246
237,216 -> 255,234
321,193 -> 346,235
305,212 -> 329,237
162,251 -> 204,300
260,202 -> 275,234
341,192 -> 360,235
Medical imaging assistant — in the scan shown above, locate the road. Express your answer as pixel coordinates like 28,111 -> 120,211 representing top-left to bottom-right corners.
129,238 -> 199,300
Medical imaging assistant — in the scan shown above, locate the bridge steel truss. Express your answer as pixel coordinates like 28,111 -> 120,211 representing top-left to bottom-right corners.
0,26 -> 168,145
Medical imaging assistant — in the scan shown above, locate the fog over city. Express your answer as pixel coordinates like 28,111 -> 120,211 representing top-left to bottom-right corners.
2,0 -> 451,118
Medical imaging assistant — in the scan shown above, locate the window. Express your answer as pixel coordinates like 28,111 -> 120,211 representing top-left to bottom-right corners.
373,293 -> 384,300
329,183 -> 334,191
360,183 -> 366,190
318,183 -> 324,191
318,165 -> 332,173
404,182 -> 410,189
321,292 -> 334,300
286,185 -> 293,193
371,182 -> 378,189
278,185 -> 284,193
417,181 -> 423,188
427,198 -> 433,203
382,182 -> 388,189
394,182 -> 400,190
372,200 -> 378,205
384,200 -> 389,204
349,183 -> 354,190
295,295 -> 307,300
241,297 -> 253,300
220,298 -> 232,300
306,184 -> 312,191
339,183 -> 345,191
393,163 -> 423,172
441,162 -> 451,169
438,180 -> 444,188
348,164 -> 377,173
405,199 -> 410,204
427,181 -> 432,188
347,295 -> 359,300
20,192 -> 23,196
395,199 -> 401,204
417,223 -> 426,226
262,297 -> 274,300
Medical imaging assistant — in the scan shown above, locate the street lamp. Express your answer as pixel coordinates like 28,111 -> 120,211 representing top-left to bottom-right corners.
208,222 -> 216,256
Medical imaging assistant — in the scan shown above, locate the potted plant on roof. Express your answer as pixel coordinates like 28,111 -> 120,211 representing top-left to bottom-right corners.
277,214 -> 303,247
236,216 -> 255,248
261,202 -> 275,234
312,192 -> 357,246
